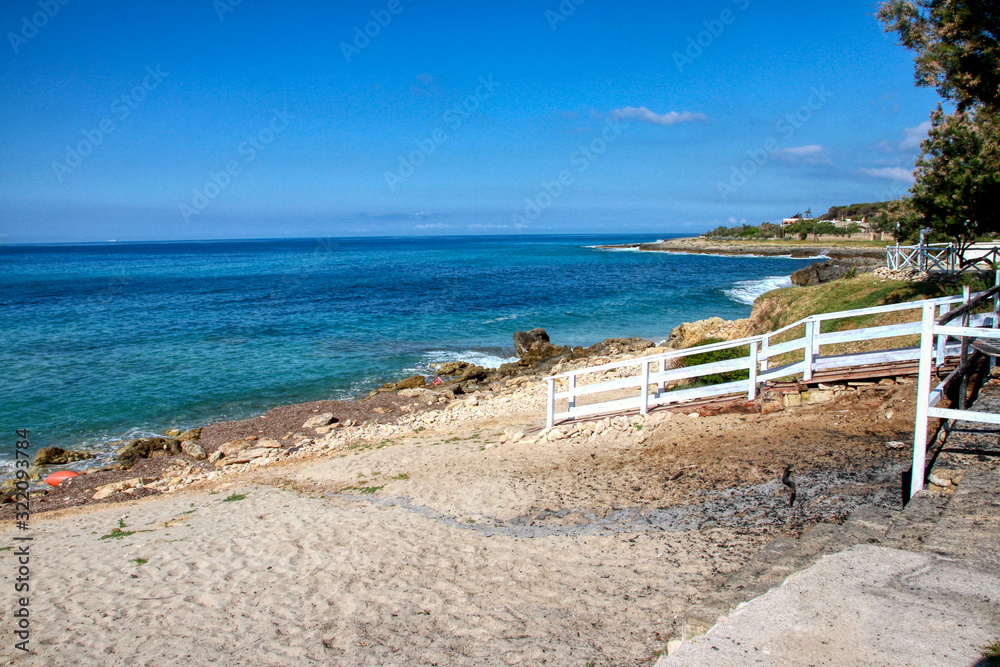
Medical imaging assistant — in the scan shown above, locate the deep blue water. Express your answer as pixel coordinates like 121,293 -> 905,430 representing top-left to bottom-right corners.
0,234 -> 818,468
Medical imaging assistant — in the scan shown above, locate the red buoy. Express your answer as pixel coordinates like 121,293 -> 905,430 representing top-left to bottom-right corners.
45,471 -> 80,487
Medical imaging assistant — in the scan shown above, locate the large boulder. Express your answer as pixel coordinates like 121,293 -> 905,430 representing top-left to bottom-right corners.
458,365 -> 489,382
581,337 -> 656,357
177,428 -> 202,442
791,259 -> 881,286
513,328 -> 568,364
116,437 -> 182,470
395,375 -> 426,390
33,447 -> 95,466
666,318 -> 734,350
435,361 -> 472,376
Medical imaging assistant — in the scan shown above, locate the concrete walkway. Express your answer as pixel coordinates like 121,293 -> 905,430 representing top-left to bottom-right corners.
658,543 -> 998,666
659,381 -> 1000,666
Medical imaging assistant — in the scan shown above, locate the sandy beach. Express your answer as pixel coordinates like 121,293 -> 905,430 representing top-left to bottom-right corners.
0,342 -> 918,665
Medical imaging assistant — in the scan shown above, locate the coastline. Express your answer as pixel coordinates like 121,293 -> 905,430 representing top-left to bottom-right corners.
0,330 -> 919,663
597,236 -> 888,260
0,257 -> 940,664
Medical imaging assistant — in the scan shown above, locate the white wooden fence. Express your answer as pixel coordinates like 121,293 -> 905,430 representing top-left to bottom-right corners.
545,288 -> 999,430
886,243 -> 957,272
887,243 -> 1000,273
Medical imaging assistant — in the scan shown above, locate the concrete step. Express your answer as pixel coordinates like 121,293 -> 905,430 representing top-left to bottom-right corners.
680,505 -> 894,641
879,489 -> 951,551
923,468 -> 1000,573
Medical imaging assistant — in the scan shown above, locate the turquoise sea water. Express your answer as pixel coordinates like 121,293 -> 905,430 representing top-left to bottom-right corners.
0,234 -> 819,469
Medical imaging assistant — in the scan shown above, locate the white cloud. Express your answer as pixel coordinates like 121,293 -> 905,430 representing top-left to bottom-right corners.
861,167 -> 916,183
777,145 -> 833,165
610,107 -> 707,126
900,121 -> 932,150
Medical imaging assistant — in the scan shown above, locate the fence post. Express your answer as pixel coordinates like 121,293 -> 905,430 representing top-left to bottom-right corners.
546,377 -> 556,429
748,340 -> 759,400
993,271 -> 1000,370
936,303 -> 947,366
803,320 -> 815,381
640,360 -> 650,415
959,286 -> 972,410
911,302 -> 937,499
568,373 -> 577,415
760,335 -> 769,372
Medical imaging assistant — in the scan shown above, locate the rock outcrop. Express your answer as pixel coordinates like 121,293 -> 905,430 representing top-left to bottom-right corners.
512,328 -> 569,364
395,375 -> 426,390
666,317 -> 753,350
790,258 -> 882,286
435,361 -> 472,376
116,438 -> 183,470
33,447 -> 96,466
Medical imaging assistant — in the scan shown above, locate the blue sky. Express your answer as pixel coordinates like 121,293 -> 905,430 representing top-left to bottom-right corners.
0,0 -> 941,242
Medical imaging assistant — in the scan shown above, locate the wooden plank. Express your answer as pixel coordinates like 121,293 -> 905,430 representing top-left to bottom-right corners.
651,380 -> 748,406
928,407 -> 1000,425
816,322 -> 921,346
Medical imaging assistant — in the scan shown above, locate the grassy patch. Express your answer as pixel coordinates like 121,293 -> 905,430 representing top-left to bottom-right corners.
680,338 -> 750,386
100,528 -> 136,540
983,641 -> 1000,665
747,274 -> 996,367
222,493 -> 247,502
392,473 -> 409,480
345,485 -> 384,494
130,557 -> 148,566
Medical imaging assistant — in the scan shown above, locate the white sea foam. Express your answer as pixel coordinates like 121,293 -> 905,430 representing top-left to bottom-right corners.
724,276 -> 794,305
419,349 -> 520,371
587,245 -> 642,252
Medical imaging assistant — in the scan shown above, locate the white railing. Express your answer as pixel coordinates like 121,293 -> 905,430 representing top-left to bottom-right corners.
545,289 -> 999,429
886,243 -> 957,272
887,243 -> 1000,273
911,282 -> 1000,497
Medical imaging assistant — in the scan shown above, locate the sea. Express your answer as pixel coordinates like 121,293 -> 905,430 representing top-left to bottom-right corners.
0,234 -> 820,472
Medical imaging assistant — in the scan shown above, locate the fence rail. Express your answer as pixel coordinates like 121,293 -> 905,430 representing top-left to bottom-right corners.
545,290 -> 996,429
887,243 -> 1000,273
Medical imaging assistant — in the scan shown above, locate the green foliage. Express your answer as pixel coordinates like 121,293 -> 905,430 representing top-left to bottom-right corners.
910,105 -> 1000,251
820,202 -> 891,221
222,493 -> 247,502
130,557 -> 148,566
100,528 -> 135,540
681,338 -> 750,386
983,640 -> 1000,665
878,0 -> 1000,111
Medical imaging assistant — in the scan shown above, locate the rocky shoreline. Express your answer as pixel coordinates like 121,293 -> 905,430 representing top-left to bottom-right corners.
598,236 -> 888,260
0,328 -> 667,516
